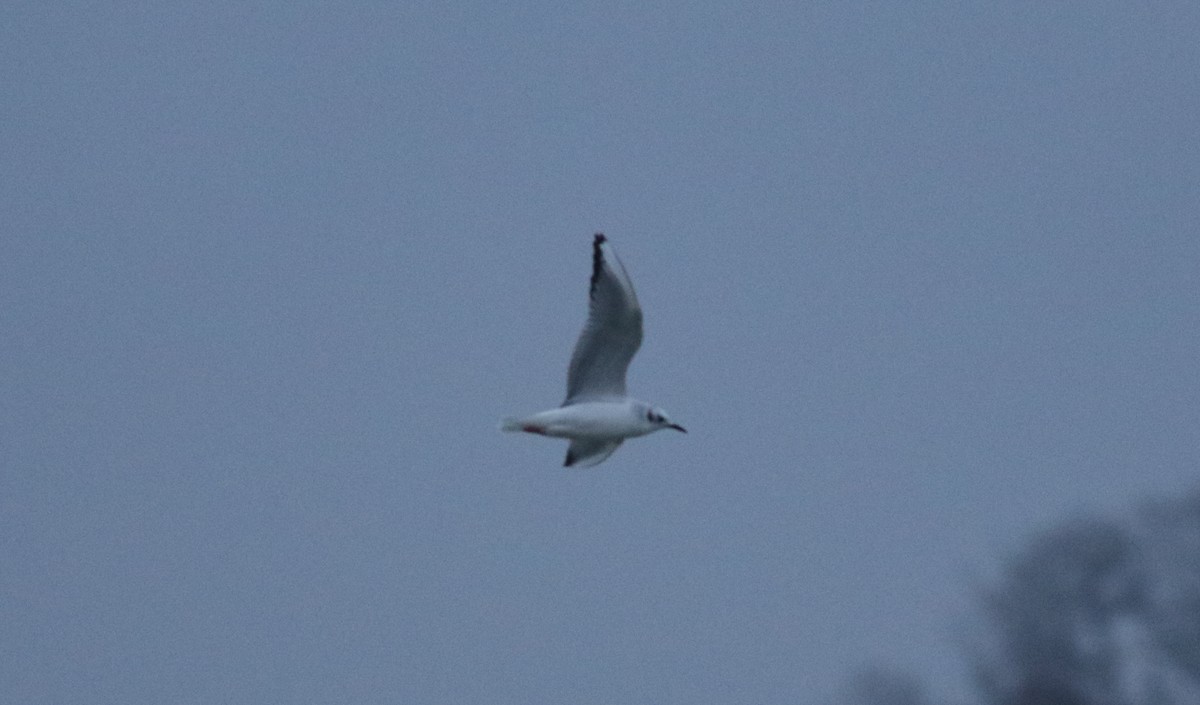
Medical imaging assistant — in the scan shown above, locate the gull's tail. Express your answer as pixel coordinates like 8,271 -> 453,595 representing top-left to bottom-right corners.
499,417 -> 523,432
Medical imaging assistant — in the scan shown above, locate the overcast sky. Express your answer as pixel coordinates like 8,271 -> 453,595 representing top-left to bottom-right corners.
4,3 -> 1199,703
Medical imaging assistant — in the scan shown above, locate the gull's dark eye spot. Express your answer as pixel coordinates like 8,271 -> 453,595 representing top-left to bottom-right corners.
646,410 -> 655,422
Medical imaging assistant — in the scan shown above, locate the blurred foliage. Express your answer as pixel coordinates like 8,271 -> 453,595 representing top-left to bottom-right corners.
836,487 -> 1200,705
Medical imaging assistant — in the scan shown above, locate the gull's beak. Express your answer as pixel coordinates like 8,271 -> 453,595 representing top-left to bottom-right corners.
668,423 -> 687,433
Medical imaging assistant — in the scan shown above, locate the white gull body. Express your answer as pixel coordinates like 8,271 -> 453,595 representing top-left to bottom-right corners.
501,234 -> 686,468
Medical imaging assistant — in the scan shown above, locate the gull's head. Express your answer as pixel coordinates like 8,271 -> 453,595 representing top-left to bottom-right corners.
645,406 -> 687,434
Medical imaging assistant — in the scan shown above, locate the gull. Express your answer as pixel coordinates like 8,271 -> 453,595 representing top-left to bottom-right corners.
501,233 -> 686,467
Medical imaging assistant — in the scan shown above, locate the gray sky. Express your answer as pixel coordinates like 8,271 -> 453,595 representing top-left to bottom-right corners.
4,3 -> 1198,703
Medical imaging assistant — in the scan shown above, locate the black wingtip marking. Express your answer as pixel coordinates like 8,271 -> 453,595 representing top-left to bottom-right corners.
589,233 -> 606,295
564,449 -> 576,467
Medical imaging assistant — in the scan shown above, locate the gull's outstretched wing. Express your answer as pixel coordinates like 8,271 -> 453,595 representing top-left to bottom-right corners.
564,439 -> 625,468
564,234 -> 643,404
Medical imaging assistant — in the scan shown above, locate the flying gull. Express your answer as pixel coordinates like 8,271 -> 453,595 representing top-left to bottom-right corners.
501,234 -> 686,467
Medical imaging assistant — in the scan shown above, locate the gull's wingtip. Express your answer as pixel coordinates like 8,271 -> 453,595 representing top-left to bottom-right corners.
589,233 -> 607,294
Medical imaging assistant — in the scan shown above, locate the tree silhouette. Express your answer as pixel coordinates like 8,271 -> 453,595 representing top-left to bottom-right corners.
834,486 -> 1200,705
1132,488 -> 1200,701
972,517 -> 1144,705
